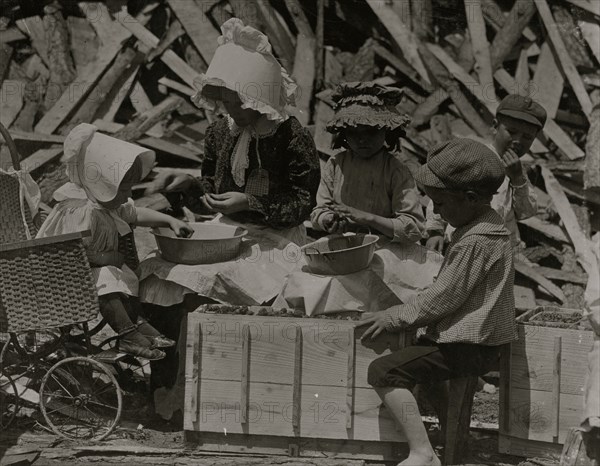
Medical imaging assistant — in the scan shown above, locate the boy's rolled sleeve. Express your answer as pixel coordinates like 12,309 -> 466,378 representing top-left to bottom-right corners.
383,238 -> 489,331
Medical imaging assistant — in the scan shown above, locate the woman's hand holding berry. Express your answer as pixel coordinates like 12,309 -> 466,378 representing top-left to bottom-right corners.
332,204 -> 370,225
202,192 -> 250,215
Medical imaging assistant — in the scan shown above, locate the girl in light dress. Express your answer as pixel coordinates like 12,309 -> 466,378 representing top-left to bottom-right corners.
37,123 -> 193,360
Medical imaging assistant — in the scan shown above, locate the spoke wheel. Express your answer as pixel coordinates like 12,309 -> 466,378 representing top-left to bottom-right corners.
40,357 -> 122,441
0,359 -> 19,430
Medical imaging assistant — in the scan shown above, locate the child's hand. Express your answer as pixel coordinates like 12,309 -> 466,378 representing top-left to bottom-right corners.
322,213 -> 348,234
169,219 -> 194,238
356,311 -> 389,341
202,192 -> 250,215
426,235 -> 444,253
332,204 -> 370,225
501,148 -> 526,185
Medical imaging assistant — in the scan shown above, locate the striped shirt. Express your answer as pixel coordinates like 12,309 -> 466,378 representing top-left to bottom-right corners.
384,209 -> 517,345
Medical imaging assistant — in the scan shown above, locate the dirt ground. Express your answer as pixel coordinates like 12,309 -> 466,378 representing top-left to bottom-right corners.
1,395 -> 561,466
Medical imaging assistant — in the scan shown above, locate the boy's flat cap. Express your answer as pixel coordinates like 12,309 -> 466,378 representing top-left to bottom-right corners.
497,94 -> 547,128
414,138 -> 505,194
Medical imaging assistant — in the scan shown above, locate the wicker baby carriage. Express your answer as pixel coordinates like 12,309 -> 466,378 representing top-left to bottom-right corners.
0,123 -> 122,439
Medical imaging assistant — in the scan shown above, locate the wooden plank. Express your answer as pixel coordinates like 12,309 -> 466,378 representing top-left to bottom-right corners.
0,44 -> 13,87
20,147 -> 62,173
364,0 -> 430,84
2,130 -> 64,144
167,0 -> 218,64
16,17 -> 48,64
580,20 -> 600,64
480,0 -> 536,42
157,77 -> 195,97
532,43 -> 564,119
499,433 -> 563,458
187,322 -> 200,424
514,48 -> 530,95
34,3 -> 132,134
0,79 -> 23,127
240,324 -> 250,424
514,285 -> 536,309
533,0 -> 593,119
292,326 -> 302,432
552,336 -> 561,441
114,9 -> 202,89
464,0 -> 496,102
584,90 -> 600,193
129,81 -> 164,137
0,28 -> 27,43
514,260 -> 567,303
535,266 -> 587,285
99,66 -> 139,122
540,165 -> 595,276
519,216 -> 568,243
494,68 -> 585,160
564,0 -> 600,16
186,431 -> 403,462
292,34 -> 316,126
509,325 -> 592,395
372,44 -> 433,94
426,43 -> 495,113
346,327 -> 355,430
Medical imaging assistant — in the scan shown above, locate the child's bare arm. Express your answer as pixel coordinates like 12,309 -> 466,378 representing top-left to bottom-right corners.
134,207 -> 193,237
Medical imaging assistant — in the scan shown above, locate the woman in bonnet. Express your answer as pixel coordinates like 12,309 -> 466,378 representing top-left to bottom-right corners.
149,18 -> 320,245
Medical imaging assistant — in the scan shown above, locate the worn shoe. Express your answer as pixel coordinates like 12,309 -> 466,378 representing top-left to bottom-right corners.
118,340 -> 166,361
149,335 -> 176,349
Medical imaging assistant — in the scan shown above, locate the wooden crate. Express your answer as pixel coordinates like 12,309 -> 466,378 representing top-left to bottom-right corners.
183,311 -> 411,461
499,307 -> 595,458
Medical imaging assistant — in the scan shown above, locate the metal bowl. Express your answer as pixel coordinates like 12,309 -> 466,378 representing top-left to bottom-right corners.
301,233 -> 379,275
151,223 -> 248,265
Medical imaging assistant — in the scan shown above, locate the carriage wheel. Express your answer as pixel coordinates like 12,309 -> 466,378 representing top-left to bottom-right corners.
10,329 -> 65,360
0,342 -> 19,431
39,357 -> 122,441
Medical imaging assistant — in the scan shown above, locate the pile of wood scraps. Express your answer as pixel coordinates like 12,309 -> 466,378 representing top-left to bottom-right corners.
0,0 -> 598,309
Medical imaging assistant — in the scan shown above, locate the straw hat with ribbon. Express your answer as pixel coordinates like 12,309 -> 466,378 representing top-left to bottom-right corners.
326,82 -> 410,134
191,18 -> 298,188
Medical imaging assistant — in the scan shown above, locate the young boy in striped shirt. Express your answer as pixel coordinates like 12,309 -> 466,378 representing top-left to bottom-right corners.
359,138 -> 517,466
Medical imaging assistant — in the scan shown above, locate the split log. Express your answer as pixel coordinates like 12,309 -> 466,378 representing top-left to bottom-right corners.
0,79 -> 23,127
532,43 -> 564,119
0,27 -> 27,43
514,260 -> 567,303
343,38 -> 375,83
34,2 -> 134,134
60,47 -> 142,135
536,266 -> 588,285
456,31 -> 474,71
533,0 -> 593,118
579,20 -> 600,64
430,114 -> 452,144
129,82 -> 165,138
481,0 -> 536,41
167,0 -> 218,65
418,44 -> 490,137
315,0 -> 325,91
98,66 -> 139,122
464,0 -> 496,102
540,165 -> 595,276
519,216 -> 569,243
584,90 -> 600,193
489,0 -> 536,71
42,2 -> 77,112
514,47 -> 530,94
158,77 -> 195,97
285,0 -> 315,126
68,16 -> 100,72
114,9 -> 203,88
146,19 -> 185,63
21,146 -> 63,173
372,43 -> 433,93
0,43 -> 12,86
16,16 -> 48,64
365,0 -> 430,85
411,0 -> 433,40
551,5 -> 595,69
114,95 -> 183,142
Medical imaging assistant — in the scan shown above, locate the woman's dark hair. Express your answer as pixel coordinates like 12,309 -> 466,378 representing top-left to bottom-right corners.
332,126 -> 406,152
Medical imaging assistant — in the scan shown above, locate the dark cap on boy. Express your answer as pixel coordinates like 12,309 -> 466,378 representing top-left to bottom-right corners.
414,138 -> 505,195
496,94 -> 547,128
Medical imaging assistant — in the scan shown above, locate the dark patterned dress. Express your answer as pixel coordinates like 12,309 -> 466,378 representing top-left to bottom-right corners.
180,116 -> 320,230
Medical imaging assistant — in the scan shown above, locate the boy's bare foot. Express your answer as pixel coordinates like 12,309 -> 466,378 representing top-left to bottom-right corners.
397,452 -> 441,466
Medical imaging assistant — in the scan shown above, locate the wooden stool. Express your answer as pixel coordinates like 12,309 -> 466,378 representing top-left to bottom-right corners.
423,375 -> 479,465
